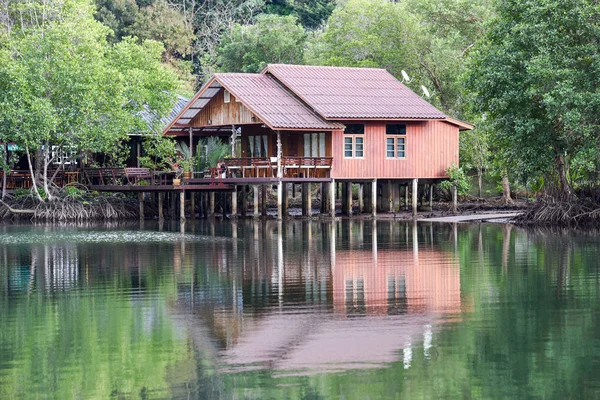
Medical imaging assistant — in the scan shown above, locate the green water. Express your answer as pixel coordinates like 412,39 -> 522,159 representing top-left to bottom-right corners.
0,221 -> 599,399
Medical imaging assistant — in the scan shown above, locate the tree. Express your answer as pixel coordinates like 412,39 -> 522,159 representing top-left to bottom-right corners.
218,14 -> 306,73
0,0 -> 178,201
465,0 -> 600,199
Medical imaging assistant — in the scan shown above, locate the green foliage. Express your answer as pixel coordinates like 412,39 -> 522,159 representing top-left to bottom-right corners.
12,188 -> 30,200
440,163 -> 470,195
196,137 -> 230,172
218,14 -> 307,73
175,141 -> 194,172
138,134 -> 177,170
465,0 -> 600,193
62,185 -> 86,199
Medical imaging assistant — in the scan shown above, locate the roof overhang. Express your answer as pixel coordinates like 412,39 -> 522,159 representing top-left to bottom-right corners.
444,117 -> 474,131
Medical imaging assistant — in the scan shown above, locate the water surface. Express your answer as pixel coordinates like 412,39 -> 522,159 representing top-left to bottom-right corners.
0,220 -> 599,399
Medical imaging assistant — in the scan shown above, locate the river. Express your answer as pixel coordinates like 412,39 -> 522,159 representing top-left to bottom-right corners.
0,220 -> 598,399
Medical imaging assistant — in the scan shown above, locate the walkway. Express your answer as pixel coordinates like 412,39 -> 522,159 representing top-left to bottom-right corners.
418,212 -> 522,223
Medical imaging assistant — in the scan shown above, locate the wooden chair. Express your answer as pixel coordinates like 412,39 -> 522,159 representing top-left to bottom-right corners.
314,157 -> 333,178
299,157 -> 315,178
283,157 -> 300,178
252,158 -> 273,177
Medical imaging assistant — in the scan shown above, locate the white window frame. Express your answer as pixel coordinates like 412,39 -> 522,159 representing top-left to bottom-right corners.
224,90 -> 231,103
344,135 -> 364,159
386,136 -> 406,159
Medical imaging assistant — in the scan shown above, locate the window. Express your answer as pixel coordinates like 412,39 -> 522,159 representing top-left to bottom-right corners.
344,124 -> 364,158
304,133 -> 326,157
344,136 -> 364,158
345,124 -> 364,134
248,135 -> 268,157
224,89 -> 231,103
386,124 -> 406,158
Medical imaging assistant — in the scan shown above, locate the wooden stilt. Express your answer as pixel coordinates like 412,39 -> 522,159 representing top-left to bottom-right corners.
158,192 -> 163,221
302,182 -> 310,216
253,185 -> 259,218
452,184 -> 458,214
341,182 -> 348,214
261,185 -> 267,217
231,186 -> 238,218
405,185 -> 409,210
346,182 -> 353,216
388,180 -> 393,212
209,192 -> 215,217
412,178 -> 418,217
190,192 -> 195,219
180,191 -> 186,222
139,192 -> 144,220
241,185 -> 247,217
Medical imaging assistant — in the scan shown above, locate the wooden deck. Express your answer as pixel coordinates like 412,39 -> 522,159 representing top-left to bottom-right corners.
90,184 -> 235,192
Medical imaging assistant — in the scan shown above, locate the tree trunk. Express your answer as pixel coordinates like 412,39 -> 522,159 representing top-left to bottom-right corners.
42,143 -> 53,201
500,174 -> 513,204
25,146 -> 44,202
2,143 -> 6,199
477,166 -> 483,198
555,153 -> 572,200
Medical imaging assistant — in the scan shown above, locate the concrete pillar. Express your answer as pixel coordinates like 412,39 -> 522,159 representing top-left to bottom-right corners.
429,184 -> 434,208
452,184 -> 458,214
371,179 -> 377,217
253,185 -> 259,218
231,186 -> 238,218
241,185 -> 247,217
138,192 -> 144,220
277,181 -> 283,220
180,191 -> 186,222
158,192 -> 163,221
261,185 -> 267,216
358,183 -> 364,213
346,182 -> 353,216
412,178 -> 418,217
209,192 -> 215,217
282,182 -> 288,216
329,179 -> 336,217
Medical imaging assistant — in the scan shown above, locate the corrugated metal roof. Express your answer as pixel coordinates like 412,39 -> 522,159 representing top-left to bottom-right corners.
264,64 -> 447,120
140,94 -> 189,133
215,73 -> 344,130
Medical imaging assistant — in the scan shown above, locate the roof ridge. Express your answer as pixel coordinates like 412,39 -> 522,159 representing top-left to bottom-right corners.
266,63 -> 388,72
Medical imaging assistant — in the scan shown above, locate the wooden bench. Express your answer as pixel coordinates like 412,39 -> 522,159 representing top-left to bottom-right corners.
124,168 -> 151,184
224,158 -> 254,178
252,157 -> 273,177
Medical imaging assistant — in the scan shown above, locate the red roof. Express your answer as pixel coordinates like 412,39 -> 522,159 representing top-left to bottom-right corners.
215,73 -> 344,130
264,64 -> 447,120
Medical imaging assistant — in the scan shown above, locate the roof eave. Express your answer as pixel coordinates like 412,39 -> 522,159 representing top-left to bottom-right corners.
444,117 -> 474,131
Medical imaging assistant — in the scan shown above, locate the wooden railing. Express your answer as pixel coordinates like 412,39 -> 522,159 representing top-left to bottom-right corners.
223,157 -> 332,178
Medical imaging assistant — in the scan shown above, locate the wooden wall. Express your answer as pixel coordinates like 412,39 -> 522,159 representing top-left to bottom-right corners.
331,120 -> 459,179
191,89 -> 257,127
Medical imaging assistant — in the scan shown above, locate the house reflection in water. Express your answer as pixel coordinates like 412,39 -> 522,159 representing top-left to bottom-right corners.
179,220 -> 463,375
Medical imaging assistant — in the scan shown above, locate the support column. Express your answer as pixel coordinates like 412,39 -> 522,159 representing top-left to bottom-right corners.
138,192 -> 144,220
404,185 -> 409,211
452,184 -> 458,214
388,180 -> 393,212
302,182 -> 311,217
341,182 -> 348,215
241,185 -> 247,217
180,191 -> 186,222
371,179 -> 377,217
158,192 -> 164,221
209,192 -> 215,217
191,192 -> 196,219
412,178 -> 418,217
231,186 -> 238,218
320,183 -> 326,214
429,184 -> 434,208
346,182 -> 353,216
253,185 -> 259,218
329,179 -> 336,217
282,183 -> 288,216
358,183 -> 364,213
277,182 -> 283,220
261,185 -> 267,217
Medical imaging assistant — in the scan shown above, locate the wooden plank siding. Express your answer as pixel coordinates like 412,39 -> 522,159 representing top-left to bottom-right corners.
330,120 -> 459,180
190,88 -> 257,127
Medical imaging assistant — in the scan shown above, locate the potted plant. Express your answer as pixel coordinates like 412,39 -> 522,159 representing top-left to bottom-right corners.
182,158 -> 193,180
172,162 -> 182,186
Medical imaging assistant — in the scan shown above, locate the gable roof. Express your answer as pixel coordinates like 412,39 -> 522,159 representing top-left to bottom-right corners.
216,73 -> 344,130
140,94 -> 189,133
164,74 -> 343,134
263,64 -> 447,120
